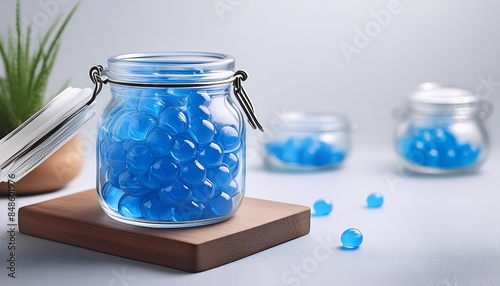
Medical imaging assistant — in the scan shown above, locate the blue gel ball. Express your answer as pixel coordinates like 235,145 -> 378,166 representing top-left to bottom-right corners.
159,181 -> 192,206
341,228 -> 363,249
313,198 -> 333,216
180,160 -> 207,187
127,144 -> 155,174
223,153 -> 240,177
295,137 -> 317,165
146,128 -> 173,155
188,118 -> 215,145
101,182 -> 125,212
137,172 -> 161,190
158,107 -> 188,136
172,201 -> 205,221
187,105 -> 211,121
118,170 -> 150,197
311,142 -> 332,166
98,138 -> 112,162
457,144 -> 480,166
118,195 -> 143,219
137,97 -> 165,117
121,96 -> 140,111
150,156 -> 180,183
164,88 -> 189,106
405,139 -> 431,164
107,166 -> 124,188
141,194 -> 171,221
122,139 -> 138,151
171,136 -> 197,164
106,143 -> 127,169
265,142 -> 283,158
425,148 -> 440,167
198,142 -> 223,169
100,107 -> 122,134
366,192 -> 384,208
217,125 -> 241,152
209,192 -> 233,216
114,113 -> 156,141
207,164 -> 232,189
192,179 -> 215,203
431,128 -> 457,147
218,180 -> 239,197
187,90 -> 211,107
439,148 -> 459,168
279,137 -> 302,163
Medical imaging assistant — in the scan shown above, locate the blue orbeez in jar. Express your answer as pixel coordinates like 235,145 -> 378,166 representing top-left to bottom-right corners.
395,83 -> 490,174
91,52 -> 263,227
264,113 -> 351,171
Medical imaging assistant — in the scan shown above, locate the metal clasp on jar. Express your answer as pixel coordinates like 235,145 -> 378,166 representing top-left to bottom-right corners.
89,65 -> 264,132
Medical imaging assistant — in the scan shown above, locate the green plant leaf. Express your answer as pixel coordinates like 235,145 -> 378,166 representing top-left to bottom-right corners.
0,0 -> 78,138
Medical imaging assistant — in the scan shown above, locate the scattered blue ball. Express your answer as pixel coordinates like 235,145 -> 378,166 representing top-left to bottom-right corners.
366,192 -> 384,208
341,228 -> 363,249
313,198 -> 333,216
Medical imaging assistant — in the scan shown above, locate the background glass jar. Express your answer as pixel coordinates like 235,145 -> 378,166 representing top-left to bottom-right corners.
96,52 -> 247,228
395,83 -> 489,174
264,113 -> 351,171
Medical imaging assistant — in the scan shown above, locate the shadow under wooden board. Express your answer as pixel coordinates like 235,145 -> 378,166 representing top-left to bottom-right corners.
19,190 -> 310,272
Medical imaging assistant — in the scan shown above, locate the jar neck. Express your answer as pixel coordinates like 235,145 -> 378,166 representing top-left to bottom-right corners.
408,102 -> 479,120
271,113 -> 349,133
103,52 -> 235,85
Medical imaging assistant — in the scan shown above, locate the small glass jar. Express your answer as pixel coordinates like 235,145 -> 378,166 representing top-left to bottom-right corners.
264,112 -> 350,171
95,52 -> 250,228
395,83 -> 489,174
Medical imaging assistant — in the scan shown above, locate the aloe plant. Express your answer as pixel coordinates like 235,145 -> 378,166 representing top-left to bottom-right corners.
0,0 -> 78,138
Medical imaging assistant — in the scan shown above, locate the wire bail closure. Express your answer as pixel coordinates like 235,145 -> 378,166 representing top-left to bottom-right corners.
88,65 -> 264,132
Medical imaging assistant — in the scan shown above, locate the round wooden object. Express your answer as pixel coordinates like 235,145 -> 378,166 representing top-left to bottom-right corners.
0,135 -> 84,196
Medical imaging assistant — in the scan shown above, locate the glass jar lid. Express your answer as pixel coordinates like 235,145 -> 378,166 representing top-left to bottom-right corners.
408,83 -> 478,116
0,87 -> 95,182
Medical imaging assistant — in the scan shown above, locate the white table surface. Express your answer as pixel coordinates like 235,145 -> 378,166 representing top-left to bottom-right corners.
1,146 -> 499,286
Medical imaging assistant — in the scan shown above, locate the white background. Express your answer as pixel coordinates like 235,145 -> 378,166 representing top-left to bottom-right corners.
1,1 -> 500,285
1,0 -> 499,151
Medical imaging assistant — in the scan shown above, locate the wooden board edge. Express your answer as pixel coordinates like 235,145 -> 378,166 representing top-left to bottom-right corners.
193,207 -> 311,272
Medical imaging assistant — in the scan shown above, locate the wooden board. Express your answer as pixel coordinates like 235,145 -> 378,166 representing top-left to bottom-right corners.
19,190 -> 310,272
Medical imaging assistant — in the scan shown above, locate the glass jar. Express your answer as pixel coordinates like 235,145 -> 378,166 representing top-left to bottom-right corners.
264,112 -> 350,171
95,52 -> 258,228
395,83 -> 489,174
